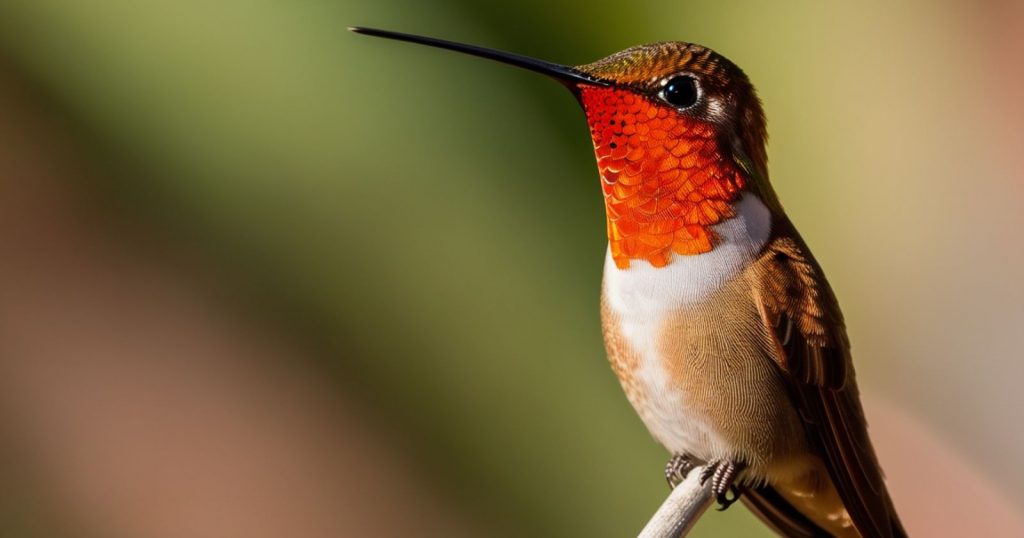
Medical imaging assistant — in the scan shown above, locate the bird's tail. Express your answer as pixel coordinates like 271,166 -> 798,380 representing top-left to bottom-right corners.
742,483 -> 907,538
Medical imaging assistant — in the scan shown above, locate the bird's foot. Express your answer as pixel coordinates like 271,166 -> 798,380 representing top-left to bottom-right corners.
664,454 -> 698,489
699,460 -> 746,511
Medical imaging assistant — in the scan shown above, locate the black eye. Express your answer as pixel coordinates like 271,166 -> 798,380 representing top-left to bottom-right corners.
660,75 -> 699,108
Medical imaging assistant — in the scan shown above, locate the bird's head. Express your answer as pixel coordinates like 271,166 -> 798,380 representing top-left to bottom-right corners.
351,28 -> 774,268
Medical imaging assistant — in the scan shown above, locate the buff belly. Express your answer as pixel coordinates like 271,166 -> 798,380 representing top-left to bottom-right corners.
600,194 -> 808,484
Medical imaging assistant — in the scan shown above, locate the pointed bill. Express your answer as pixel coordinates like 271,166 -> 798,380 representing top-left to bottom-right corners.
349,26 -> 608,88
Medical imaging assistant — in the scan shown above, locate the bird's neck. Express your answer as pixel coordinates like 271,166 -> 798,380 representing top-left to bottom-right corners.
580,87 -> 747,269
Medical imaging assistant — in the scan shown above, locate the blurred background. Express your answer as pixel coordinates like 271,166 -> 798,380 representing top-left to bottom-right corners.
0,1 -> 1021,536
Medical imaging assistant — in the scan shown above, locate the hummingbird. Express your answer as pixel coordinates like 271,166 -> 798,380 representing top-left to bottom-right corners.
350,27 -> 906,538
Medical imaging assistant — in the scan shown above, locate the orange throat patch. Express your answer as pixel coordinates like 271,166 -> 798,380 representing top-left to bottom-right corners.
580,86 -> 745,269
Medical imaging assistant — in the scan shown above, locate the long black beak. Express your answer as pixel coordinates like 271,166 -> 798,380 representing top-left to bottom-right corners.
349,27 -> 608,88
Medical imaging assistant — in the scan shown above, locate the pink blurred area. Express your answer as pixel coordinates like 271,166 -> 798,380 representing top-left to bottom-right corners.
867,397 -> 1024,536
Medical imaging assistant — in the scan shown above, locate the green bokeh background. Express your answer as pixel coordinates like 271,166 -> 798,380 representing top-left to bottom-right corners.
0,1 -> 1021,536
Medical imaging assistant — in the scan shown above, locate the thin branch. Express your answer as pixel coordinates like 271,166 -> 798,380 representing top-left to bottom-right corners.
638,465 -> 715,538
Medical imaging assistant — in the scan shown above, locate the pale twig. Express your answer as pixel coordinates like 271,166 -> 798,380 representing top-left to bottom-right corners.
637,465 -> 715,538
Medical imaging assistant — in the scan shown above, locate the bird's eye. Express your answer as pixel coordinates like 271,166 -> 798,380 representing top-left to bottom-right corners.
660,75 -> 699,109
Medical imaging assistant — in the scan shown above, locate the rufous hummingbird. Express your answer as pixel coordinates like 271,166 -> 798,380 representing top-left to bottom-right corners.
351,27 -> 905,538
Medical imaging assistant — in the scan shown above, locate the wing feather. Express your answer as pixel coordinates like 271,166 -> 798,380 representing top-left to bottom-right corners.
751,226 -> 906,538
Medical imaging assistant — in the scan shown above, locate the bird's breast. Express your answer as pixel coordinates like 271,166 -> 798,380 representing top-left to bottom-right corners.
601,193 -> 774,459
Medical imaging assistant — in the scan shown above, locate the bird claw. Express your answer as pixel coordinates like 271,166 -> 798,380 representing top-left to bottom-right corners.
715,485 -> 742,511
664,454 -> 698,489
699,460 -> 746,511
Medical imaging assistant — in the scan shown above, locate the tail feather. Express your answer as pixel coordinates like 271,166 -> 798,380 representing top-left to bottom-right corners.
742,484 -> 906,538
741,485 -> 832,538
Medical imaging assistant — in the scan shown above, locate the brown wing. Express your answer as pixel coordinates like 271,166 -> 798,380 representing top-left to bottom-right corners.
751,224 -> 906,538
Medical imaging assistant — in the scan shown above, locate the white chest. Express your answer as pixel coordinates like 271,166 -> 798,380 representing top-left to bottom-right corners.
602,194 -> 772,455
